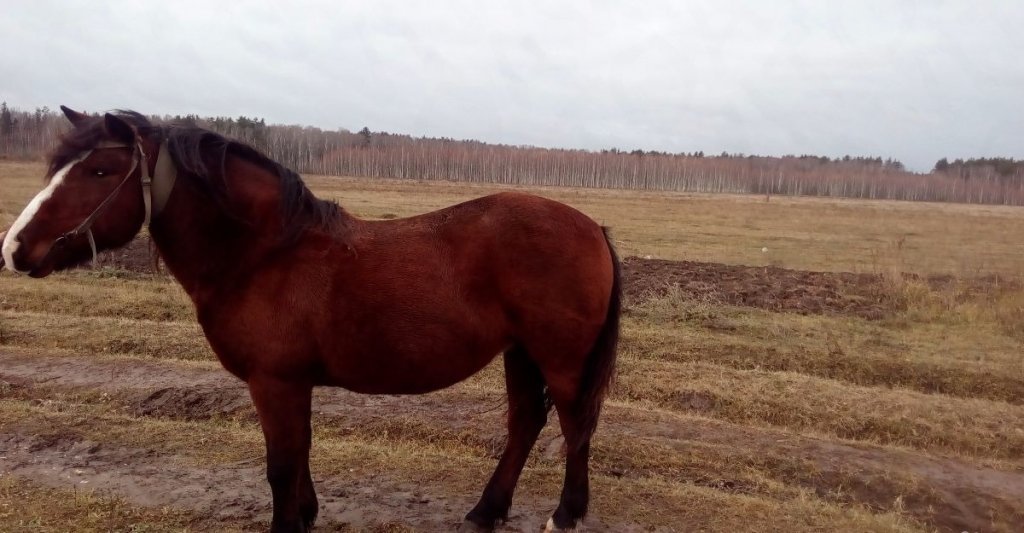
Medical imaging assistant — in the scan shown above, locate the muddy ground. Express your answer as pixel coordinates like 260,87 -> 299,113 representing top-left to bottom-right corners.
1,351 -> 1022,532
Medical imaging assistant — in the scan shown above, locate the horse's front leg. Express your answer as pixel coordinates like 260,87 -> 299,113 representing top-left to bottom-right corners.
249,376 -> 317,533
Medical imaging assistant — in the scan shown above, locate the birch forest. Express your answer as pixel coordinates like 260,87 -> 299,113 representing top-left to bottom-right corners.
2,103 -> 1022,206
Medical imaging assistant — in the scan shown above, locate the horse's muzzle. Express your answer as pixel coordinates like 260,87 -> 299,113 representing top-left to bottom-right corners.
1,231 -> 69,277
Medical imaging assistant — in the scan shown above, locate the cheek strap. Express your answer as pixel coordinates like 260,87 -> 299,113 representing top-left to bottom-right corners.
55,140 -> 144,267
57,138 -> 177,268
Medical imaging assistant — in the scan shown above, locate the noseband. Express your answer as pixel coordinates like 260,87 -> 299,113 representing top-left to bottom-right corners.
52,137 -> 176,266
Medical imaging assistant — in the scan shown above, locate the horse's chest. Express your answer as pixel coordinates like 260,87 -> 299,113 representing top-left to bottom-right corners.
196,300 -> 315,381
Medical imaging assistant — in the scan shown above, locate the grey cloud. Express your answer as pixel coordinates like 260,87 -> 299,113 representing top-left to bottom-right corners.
1,0 -> 1021,171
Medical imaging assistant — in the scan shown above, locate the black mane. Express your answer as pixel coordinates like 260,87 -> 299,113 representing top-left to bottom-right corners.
48,110 -> 343,246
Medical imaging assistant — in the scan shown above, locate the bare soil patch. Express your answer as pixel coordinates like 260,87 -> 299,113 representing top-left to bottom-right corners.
623,257 -> 889,318
94,237 -> 162,275
1,431 -> 555,532
623,257 -> 1019,319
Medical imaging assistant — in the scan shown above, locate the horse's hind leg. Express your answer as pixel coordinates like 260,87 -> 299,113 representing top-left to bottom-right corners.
543,375 -> 597,532
249,376 -> 318,533
461,346 -> 550,532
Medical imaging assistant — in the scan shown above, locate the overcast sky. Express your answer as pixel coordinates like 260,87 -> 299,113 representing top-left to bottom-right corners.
1,1 -> 1021,171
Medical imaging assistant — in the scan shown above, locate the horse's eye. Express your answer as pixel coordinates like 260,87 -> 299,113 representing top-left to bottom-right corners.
93,169 -> 107,177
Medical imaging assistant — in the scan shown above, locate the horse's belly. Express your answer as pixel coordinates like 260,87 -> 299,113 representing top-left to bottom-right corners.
319,335 -> 508,395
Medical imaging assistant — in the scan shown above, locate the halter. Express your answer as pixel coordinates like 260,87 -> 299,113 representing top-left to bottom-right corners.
52,137 -> 177,267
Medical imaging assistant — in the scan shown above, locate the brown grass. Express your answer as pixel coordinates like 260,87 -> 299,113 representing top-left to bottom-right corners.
0,476 -> 253,532
6,161 -> 1024,274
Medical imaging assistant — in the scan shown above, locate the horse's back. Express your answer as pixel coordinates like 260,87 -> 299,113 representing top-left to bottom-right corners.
375,190 -> 614,317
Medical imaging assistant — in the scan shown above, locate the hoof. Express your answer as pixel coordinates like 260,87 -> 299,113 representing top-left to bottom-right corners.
544,517 -> 579,532
458,518 -> 493,532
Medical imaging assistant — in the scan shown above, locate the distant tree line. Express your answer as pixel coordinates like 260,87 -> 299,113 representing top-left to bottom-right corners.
934,156 -> 1023,184
0,103 -> 66,161
2,102 -> 1022,206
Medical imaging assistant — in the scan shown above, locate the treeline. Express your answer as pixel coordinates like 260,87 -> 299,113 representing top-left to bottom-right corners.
2,103 -> 1022,205
0,104 -> 66,160
934,157 -> 1023,183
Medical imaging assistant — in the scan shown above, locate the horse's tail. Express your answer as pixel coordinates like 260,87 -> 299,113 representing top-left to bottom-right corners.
573,226 -> 622,447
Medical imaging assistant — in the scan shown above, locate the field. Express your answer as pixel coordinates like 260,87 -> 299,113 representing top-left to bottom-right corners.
1,160 -> 1024,532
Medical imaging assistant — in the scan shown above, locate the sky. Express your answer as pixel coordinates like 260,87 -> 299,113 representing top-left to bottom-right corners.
1,1 -> 1021,172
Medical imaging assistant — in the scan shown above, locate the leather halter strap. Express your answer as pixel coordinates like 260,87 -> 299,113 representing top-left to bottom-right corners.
53,137 -> 177,266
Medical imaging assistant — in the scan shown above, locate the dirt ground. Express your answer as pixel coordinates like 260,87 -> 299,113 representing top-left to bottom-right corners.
622,257 -> 891,318
1,350 -> 1021,532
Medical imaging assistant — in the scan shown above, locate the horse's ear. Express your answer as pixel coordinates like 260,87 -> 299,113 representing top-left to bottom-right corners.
103,113 -> 137,142
60,105 -> 89,126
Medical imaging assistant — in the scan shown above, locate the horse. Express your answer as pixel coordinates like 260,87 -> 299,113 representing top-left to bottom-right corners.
0,107 -> 621,532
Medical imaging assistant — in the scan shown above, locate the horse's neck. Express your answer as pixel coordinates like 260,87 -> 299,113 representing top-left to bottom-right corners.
149,156 -> 286,302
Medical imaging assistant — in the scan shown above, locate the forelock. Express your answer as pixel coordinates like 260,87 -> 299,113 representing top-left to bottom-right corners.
46,110 -> 155,178
48,115 -> 105,178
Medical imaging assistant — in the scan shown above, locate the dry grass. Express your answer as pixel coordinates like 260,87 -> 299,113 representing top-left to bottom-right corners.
616,359 -> 1024,460
626,284 -> 1024,402
878,271 -> 1024,340
0,272 -> 191,321
307,174 -> 1024,275
2,160 -> 1024,531
0,476 -> 252,533
0,310 -> 210,360
5,161 -> 1024,274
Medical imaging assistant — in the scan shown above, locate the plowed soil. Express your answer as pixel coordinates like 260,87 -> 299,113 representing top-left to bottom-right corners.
622,257 -> 892,318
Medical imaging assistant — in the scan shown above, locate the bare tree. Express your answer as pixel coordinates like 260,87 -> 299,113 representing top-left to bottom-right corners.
1,105 -> 1021,206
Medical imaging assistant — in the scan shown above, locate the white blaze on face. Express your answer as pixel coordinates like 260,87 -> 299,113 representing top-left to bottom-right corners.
1,152 -> 90,273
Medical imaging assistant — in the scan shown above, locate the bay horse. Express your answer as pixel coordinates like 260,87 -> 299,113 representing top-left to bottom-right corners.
0,107 -> 621,532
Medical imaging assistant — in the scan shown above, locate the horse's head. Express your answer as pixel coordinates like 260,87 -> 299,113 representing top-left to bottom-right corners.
1,106 -> 153,277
